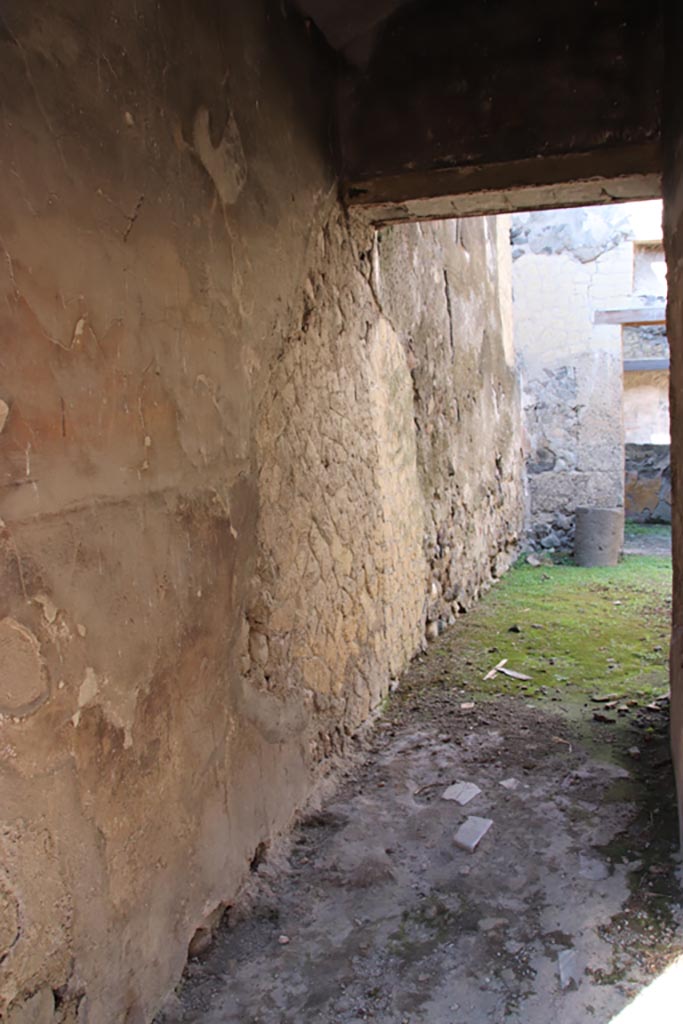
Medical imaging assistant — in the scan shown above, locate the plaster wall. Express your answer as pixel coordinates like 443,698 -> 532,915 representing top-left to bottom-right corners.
623,371 -> 670,445
0,3 -> 523,1021
623,370 -> 671,523
511,203 -> 664,549
373,217 -> 523,630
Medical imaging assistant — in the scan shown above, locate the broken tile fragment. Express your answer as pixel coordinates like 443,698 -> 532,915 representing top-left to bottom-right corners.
500,777 -> 520,791
453,816 -> 493,853
558,948 -> 581,989
442,781 -> 481,805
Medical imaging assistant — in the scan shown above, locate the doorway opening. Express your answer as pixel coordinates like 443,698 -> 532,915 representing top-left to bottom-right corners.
158,201 -> 681,1024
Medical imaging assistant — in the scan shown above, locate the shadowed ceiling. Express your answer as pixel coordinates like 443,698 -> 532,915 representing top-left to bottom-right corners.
293,0 -> 414,64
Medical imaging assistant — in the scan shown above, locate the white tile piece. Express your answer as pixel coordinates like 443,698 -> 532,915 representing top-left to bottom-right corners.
558,948 -> 582,989
442,782 -> 481,805
453,816 -> 493,853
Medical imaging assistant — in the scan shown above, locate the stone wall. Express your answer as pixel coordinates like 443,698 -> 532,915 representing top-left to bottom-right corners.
511,204 -> 667,550
624,444 -> 672,522
374,217 -> 523,629
0,3 -> 524,1021
623,324 -> 668,360
512,208 -> 631,550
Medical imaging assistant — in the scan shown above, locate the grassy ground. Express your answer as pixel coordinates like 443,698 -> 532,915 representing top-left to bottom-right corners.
420,554 -> 672,714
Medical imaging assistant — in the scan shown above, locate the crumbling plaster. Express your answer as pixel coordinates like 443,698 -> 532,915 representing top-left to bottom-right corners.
373,217 -> 523,628
512,222 -> 627,548
511,204 -> 665,550
0,2 -> 523,1021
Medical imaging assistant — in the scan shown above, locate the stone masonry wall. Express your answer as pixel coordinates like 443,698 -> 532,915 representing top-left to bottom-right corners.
375,218 -> 524,630
625,443 -> 672,523
512,208 -> 632,550
0,4 -> 524,1022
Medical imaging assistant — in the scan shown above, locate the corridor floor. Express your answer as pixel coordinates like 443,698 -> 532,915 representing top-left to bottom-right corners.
158,548 -> 682,1024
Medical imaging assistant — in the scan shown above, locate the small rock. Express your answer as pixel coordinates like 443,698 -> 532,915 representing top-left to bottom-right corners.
628,746 -> 641,759
460,702 -> 475,710
526,554 -> 541,567
500,777 -> 520,791
0,399 -> 9,434
188,927 -> 212,959
579,854 -> 609,881
425,621 -> 439,641
442,781 -> 481,806
593,712 -> 615,724
478,917 -> 507,932
508,624 -> 521,633
454,816 -> 493,853
278,935 -> 290,945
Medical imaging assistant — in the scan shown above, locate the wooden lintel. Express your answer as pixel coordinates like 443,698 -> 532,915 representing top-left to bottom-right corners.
594,306 -> 666,326
343,145 -> 661,224
623,358 -> 670,371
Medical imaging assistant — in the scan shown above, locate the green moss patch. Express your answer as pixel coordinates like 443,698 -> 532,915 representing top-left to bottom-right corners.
403,555 -> 672,715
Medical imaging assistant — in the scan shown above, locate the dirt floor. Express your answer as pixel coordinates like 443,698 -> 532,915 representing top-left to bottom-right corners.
623,523 -> 671,558
158,537 -> 682,1024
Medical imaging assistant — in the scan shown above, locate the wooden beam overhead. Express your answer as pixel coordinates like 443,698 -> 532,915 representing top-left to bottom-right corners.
623,357 -> 670,371
594,306 -> 666,325
338,0 -> 664,223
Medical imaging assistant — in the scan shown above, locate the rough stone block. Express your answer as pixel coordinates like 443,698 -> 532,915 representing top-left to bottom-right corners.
453,816 -> 493,852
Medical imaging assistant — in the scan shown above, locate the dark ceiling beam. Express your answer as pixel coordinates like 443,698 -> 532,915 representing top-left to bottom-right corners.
343,145 -> 661,223
337,0 -> 664,222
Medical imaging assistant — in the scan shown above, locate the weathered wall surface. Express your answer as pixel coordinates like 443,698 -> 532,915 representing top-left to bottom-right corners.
0,3 -> 523,1021
623,370 -> 670,445
623,324 -> 669,360
511,203 -> 667,550
624,443 -> 671,523
512,208 -> 631,549
374,217 -> 523,629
